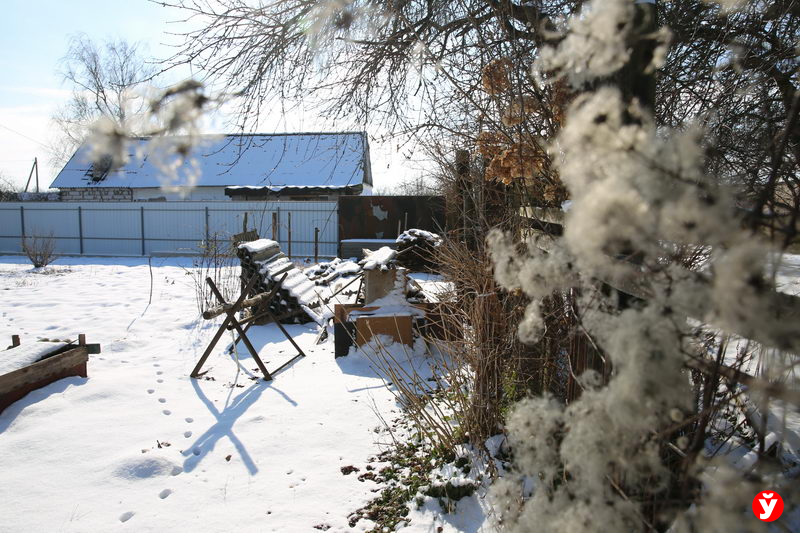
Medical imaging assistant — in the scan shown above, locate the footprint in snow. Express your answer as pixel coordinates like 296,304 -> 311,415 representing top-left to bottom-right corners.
158,398 -> 167,403
185,417 -> 193,423
184,431 -> 192,438
147,389 -> 154,394
119,511 -> 135,523
158,489 -> 172,499
162,410 -> 171,416
156,371 -> 163,375
157,379 -> 163,384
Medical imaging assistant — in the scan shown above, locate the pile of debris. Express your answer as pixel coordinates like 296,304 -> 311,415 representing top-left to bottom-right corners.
395,229 -> 442,272
305,258 -> 362,286
237,239 -> 324,325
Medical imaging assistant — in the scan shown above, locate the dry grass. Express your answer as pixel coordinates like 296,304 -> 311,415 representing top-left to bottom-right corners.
187,233 -> 240,316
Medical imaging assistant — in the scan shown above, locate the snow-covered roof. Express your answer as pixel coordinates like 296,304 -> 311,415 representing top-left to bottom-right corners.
50,132 -> 371,190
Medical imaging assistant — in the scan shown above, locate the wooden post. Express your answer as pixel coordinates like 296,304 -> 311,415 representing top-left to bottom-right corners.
456,150 -> 477,250
314,227 -> 319,263
617,0 -> 657,112
287,212 -> 292,258
19,206 -> 25,239
11,335 -> 20,348
272,212 -> 278,241
78,334 -> 86,346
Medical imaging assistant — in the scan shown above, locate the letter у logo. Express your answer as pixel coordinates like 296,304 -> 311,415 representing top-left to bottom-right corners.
752,491 -> 784,522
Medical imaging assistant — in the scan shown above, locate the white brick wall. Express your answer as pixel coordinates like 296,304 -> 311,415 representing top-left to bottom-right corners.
59,188 -> 133,202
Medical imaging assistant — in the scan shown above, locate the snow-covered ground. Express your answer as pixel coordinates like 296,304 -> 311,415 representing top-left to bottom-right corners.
0,256 -> 482,532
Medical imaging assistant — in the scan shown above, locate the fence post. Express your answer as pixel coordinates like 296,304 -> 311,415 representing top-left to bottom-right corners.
314,227 -> 319,263
205,206 -> 210,244
272,212 -> 278,241
287,212 -> 292,258
140,206 -> 146,256
78,206 -> 84,254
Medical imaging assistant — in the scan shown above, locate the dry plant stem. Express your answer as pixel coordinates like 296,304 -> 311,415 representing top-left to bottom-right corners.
187,233 -> 239,316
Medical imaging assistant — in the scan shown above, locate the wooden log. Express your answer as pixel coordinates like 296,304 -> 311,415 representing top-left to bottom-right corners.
203,288 -> 276,320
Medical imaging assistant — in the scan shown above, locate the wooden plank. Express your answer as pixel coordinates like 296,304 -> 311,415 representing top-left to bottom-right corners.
520,206 -> 565,225
685,356 -> 800,405
232,229 -> 259,245
0,346 -> 88,396
356,315 -> 413,347
528,225 -> 800,354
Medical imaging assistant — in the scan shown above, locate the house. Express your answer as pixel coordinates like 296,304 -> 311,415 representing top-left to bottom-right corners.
50,132 -> 373,201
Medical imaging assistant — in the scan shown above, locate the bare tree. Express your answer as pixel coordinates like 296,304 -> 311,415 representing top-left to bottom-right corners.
50,34 -> 157,167
0,173 -> 20,202
374,175 -> 438,196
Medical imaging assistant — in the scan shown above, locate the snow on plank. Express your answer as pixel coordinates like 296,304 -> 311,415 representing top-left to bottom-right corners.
0,341 -> 90,414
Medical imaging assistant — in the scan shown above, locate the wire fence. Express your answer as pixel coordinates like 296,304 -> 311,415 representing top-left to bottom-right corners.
0,201 -> 339,258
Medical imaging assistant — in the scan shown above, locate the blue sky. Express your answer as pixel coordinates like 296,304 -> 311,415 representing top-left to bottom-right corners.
0,1 -> 422,191
0,0 -> 185,188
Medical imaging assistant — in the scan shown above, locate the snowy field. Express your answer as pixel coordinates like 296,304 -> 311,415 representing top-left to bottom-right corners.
0,256 -> 479,532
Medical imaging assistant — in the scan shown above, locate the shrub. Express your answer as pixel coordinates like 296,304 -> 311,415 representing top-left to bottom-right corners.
21,234 -> 57,268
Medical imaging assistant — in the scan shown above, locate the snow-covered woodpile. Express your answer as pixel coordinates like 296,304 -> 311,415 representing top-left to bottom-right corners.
395,229 -> 442,272
305,258 -> 362,286
237,239 -> 324,325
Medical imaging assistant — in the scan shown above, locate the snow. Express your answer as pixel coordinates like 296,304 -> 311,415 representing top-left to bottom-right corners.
306,258 -> 362,285
360,246 -> 398,271
349,280 -> 425,320
0,255 -> 470,532
396,229 -> 442,245
50,132 -> 369,190
238,238 -> 278,254
775,254 -> 800,296
408,273 -> 452,303
340,239 -> 398,244
0,341 -> 69,376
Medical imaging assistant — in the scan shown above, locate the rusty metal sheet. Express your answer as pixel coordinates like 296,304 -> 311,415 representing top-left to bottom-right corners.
337,196 -> 445,243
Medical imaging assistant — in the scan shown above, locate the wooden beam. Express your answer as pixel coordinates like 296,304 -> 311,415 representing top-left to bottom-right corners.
190,275 -> 259,379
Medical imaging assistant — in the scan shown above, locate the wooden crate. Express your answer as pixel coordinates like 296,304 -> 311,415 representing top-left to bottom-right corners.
355,315 -> 413,347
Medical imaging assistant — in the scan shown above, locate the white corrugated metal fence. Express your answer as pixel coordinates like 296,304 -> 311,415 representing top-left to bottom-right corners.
0,201 -> 338,258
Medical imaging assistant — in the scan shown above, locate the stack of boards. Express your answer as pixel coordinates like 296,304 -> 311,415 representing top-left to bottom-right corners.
236,239 -> 324,325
